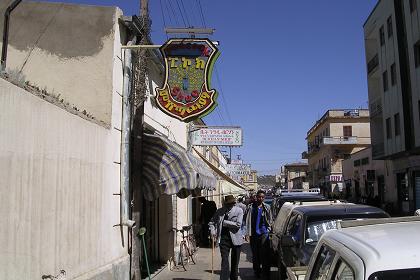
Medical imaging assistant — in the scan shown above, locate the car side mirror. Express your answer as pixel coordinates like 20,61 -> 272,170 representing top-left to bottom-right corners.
281,235 -> 296,247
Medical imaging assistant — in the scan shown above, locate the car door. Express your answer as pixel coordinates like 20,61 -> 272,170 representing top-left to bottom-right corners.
306,239 -> 364,280
281,211 -> 303,267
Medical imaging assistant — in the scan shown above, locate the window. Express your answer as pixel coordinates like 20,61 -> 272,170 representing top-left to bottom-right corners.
310,245 -> 336,280
333,259 -> 355,280
361,157 -> 370,165
383,71 -> 389,92
415,41 -> 420,68
354,159 -> 361,167
343,126 -> 352,137
394,113 -> 401,136
386,117 -> 392,139
379,25 -> 385,46
387,16 -> 393,38
391,63 -> 397,86
286,213 -> 303,242
410,0 -> 417,13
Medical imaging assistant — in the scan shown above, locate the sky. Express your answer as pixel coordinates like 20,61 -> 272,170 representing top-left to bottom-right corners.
44,0 -> 378,175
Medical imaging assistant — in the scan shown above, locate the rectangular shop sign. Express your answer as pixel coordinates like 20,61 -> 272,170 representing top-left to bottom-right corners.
191,127 -> 243,146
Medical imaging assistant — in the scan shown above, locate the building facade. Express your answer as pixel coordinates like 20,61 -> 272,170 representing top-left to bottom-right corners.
364,0 -> 420,214
342,147 -> 398,213
303,109 -> 371,196
283,162 -> 309,190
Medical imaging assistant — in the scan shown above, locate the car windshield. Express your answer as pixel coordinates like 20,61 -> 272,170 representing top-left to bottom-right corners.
369,268 -> 420,280
305,220 -> 338,244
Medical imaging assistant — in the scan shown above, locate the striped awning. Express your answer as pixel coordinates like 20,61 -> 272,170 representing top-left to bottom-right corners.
142,133 -> 217,201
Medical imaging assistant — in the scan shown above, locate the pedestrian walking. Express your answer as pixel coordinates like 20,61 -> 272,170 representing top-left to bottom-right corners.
209,195 -> 244,280
236,196 -> 247,215
244,190 -> 273,279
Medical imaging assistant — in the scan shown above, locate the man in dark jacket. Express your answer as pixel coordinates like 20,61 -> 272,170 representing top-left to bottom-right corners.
244,190 -> 273,279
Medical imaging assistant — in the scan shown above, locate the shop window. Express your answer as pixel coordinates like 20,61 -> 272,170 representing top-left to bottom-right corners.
391,63 -> 397,86
382,71 -> 389,92
386,117 -> 392,139
343,126 -> 352,137
379,25 -> 385,46
394,113 -> 401,136
387,16 -> 393,38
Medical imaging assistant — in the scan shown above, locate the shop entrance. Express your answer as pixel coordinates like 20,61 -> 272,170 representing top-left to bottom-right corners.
414,171 -> 420,210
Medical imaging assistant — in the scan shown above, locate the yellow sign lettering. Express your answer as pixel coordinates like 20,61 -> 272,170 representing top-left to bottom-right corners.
195,58 -> 205,69
182,57 -> 192,69
169,57 -> 178,68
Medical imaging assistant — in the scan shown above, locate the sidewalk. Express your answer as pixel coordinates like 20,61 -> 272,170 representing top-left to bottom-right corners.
150,243 -> 278,280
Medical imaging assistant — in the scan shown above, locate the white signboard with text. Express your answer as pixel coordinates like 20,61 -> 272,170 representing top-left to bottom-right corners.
191,127 -> 243,146
226,164 -> 251,178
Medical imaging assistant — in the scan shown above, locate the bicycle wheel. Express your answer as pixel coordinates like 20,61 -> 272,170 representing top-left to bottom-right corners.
179,242 -> 190,270
189,235 -> 198,253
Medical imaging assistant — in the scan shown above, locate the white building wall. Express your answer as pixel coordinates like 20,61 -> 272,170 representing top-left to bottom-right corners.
0,7 -> 129,279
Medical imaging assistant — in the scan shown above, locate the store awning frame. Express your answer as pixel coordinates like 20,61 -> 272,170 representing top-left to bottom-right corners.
193,147 -> 250,192
142,133 -> 217,201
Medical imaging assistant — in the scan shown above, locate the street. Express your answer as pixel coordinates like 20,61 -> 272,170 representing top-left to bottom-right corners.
151,243 -> 278,280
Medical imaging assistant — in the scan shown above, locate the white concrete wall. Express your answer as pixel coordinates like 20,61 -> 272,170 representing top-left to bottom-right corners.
0,2 -> 118,126
0,7 -> 129,279
0,77 -> 126,279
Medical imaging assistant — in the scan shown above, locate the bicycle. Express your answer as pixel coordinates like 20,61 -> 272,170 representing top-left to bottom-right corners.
171,225 -> 196,271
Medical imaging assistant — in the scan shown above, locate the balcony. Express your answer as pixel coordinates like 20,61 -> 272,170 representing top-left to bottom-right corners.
321,136 -> 370,146
367,54 -> 379,74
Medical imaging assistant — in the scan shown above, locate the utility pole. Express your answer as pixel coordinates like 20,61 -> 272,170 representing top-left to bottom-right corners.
131,0 -> 150,279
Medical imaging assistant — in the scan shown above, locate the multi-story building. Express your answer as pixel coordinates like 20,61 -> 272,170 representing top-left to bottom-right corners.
283,162 -> 309,190
303,109 -> 371,196
364,0 -> 420,214
342,147 -> 397,213
242,170 -> 258,191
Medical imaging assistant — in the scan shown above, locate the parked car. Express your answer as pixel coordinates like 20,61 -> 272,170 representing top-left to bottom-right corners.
287,216 -> 420,280
270,201 -> 341,268
276,203 -> 390,279
271,191 -> 327,218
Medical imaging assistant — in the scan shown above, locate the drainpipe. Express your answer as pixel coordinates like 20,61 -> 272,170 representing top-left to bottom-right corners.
1,0 -> 23,71
121,37 -> 136,228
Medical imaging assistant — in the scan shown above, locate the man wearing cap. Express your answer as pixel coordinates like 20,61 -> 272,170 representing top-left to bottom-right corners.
209,195 -> 244,280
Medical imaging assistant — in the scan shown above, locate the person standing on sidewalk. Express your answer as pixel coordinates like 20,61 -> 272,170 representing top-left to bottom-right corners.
244,190 -> 273,279
209,195 -> 244,280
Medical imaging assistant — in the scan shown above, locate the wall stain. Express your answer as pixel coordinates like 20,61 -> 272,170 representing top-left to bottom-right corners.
0,1 -> 115,58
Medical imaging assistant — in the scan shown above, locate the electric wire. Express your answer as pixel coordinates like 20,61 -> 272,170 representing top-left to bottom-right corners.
159,0 -> 169,39
179,0 -> 191,27
214,66 -> 233,126
197,0 -> 207,27
174,0 -> 187,27
167,0 -> 180,26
